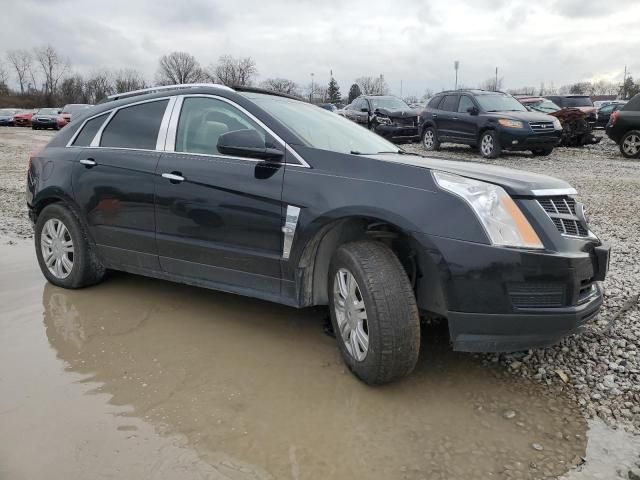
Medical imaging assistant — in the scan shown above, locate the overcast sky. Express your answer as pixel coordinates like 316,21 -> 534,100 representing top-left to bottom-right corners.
2,0 -> 638,97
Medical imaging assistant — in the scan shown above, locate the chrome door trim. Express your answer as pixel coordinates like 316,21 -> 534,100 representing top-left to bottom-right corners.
156,96 -> 178,151
164,96 -> 184,153
281,205 -> 301,260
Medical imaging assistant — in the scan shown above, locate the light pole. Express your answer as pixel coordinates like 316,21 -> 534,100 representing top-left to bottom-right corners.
310,73 -> 314,103
454,61 -> 459,90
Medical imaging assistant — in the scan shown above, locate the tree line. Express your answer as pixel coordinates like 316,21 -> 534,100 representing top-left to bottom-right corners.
1,44 -> 638,108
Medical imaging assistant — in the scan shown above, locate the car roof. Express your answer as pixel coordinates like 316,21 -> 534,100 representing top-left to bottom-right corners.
436,89 -> 507,96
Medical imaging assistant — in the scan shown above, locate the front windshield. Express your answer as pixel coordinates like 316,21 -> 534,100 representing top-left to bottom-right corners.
249,94 -> 399,155
527,100 -> 560,114
476,94 -> 527,112
38,108 -> 60,115
0,109 -> 16,115
563,97 -> 593,108
368,96 -> 409,111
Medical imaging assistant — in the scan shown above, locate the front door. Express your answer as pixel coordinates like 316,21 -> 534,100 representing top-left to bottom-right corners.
154,96 -> 285,296
71,99 -> 170,270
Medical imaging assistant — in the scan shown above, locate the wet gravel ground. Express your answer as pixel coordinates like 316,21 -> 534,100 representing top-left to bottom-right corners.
1,127 -> 639,443
404,137 -> 640,437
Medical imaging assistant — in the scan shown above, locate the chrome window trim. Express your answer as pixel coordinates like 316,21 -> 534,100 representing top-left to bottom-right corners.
531,188 -> 578,197
89,109 -> 117,147
162,149 -> 276,164
65,111 -> 110,147
164,96 -> 183,153
156,97 -> 178,150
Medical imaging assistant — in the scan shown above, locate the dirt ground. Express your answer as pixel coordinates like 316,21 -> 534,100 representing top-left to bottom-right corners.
1,127 -> 639,479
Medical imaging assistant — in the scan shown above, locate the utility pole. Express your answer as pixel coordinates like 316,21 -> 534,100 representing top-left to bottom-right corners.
454,61 -> 459,90
400,79 -> 403,98
495,67 -> 498,91
622,65 -> 627,99
310,72 -> 314,103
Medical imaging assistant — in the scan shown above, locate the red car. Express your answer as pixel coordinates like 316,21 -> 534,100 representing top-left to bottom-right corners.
31,108 -> 68,130
13,109 -> 38,127
61,103 -> 93,123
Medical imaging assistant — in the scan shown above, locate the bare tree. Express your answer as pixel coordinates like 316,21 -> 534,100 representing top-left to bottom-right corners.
0,61 -> 9,94
58,75 -> 86,104
34,44 -> 69,101
156,52 -> 205,85
6,50 -> 32,94
114,69 -> 147,93
479,76 -> 503,92
421,88 -> 434,102
403,95 -> 419,104
355,75 -> 389,95
84,70 -> 114,104
259,77 -> 300,96
211,55 -> 258,87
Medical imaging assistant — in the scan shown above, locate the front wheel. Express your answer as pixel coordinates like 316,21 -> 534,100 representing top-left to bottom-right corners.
620,130 -> 640,158
422,126 -> 440,151
35,203 -> 106,289
532,147 -> 553,157
479,130 -> 501,158
328,241 -> 420,385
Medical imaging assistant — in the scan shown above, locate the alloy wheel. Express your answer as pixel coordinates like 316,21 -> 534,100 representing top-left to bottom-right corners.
481,134 -> 494,156
41,218 -> 74,279
333,268 -> 369,362
622,134 -> 640,156
423,130 -> 435,149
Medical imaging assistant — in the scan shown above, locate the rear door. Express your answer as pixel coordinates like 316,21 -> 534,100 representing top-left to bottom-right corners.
71,98 -> 171,270
435,94 -> 460,139
154,95 -> 285,296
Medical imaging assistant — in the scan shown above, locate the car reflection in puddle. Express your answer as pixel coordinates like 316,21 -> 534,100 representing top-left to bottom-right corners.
41,272 -> 588,480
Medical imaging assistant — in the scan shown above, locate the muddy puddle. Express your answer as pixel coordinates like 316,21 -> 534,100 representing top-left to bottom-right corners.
0,239 -> 627,480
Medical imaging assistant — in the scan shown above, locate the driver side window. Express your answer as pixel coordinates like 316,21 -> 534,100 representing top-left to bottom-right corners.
175,97 -> 267,156
458,96 -> 475,113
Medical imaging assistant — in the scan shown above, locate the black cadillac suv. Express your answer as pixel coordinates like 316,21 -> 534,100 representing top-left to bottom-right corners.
420,90 -> 563,158
26,84 -> 609,384
343,95 -> 420,142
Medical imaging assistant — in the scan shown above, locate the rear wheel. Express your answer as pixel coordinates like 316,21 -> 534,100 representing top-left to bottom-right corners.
479,130 -> 501,158
35,203 -> 106,289
620,130 -> 640,158
532,147 -> 553,157
328,241 -> 420,385
422,126 -> 440,151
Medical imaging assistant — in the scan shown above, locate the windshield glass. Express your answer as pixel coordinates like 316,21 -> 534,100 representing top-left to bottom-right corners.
368,96 -> 410,111
527,100 -> 560,113
37,108 -> 60,115
249,94 -> 399,155
563,97 -> 593,108
0,109 -> 17,115
476,94 -> 527,112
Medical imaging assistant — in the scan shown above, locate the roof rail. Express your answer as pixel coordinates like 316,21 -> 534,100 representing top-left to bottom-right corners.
105,83 -> 234,102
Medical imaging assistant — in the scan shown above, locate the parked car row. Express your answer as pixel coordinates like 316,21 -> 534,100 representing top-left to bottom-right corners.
0,103 -> 93,129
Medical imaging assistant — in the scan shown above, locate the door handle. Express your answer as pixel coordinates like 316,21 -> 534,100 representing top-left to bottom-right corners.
432,114 -> 438,118
162,172 -> 185,183
452,117 -> 459,120
79,158 -> 96,167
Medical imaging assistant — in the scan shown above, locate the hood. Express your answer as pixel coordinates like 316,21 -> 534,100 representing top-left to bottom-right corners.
483,110 -> 557,123
375,107 -> 420,118
368,153 -> 571,196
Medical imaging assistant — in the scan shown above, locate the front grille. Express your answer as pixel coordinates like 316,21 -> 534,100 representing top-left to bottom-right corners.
508,283 -> 565,308
529,121 -> 555,133
538,196 -> 589,237
394,116 -> 417,127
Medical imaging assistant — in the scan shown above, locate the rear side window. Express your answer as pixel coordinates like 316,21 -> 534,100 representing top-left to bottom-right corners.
72,113 -> 108,146
100,100 -> 169,150
438,95 -> 459,112
623,95 -> 640,111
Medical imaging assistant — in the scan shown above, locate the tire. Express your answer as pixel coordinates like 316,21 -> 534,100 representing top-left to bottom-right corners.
532,148 -> 553,157
479,130 -> 501,158
34,203 -> 106,289
422,126 -> 440,151
32,126 -> 38,130
328,241 -> 420,385
620,130 -> 640,159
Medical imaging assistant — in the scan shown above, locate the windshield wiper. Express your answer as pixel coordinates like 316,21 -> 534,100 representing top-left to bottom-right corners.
376,150 -> 409,155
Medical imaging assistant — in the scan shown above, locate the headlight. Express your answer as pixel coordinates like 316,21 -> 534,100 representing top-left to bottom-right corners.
376,116 -> 391,125
498,119 -> 524,129
433,171 -> 544,249
552,118 -> 562,130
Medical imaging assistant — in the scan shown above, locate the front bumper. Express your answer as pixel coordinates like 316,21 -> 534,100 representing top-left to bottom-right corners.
499,129 -> 561,151
413,232 -> 609,352
374,124 -> 419,142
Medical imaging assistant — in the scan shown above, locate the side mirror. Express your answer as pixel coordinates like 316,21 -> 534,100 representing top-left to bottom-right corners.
360,107 -> 369,113
467,106 -> 479,115
217,129 -> 283,161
